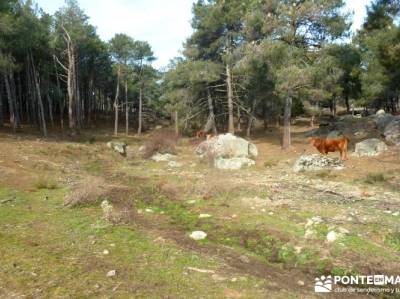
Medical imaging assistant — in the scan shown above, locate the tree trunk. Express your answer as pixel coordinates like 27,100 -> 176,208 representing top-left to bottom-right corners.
237,105 -> 241,131
9,73 -> 20,127
345,94 -> 350,113
206,87 -> 217,135
125,80 -> 129,135
0,81 -> 3,127
174,109 -> 179,135
4,74 -> 16,132
53,55 -> 64,130
30,52 -> 47,137
138,85 -> 143,135
114,64 -> 120,136
331,95 -> 337,118
68,46 -> 77,133
47,93 -> 54,128
282,96 -> 292,149
226,64 -> 234,134
246,98 -> 257,138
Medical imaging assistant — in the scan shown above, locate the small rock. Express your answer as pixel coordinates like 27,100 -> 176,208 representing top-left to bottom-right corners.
168,161 -> 183,168
189,231 -> 207,240
297,280 -> 305,286
106,270 -> 116,278
199,214 -> 212,219
212,274 -> 227,282
305,216 -> 323,228
326,231 -> 341,243
107,142 -> 127,156
294,246 -> 303,254
338,227 -> 350,234
151,153 -> 176,162
103,249 -> 109,255
304,229 -> 315,239
145,208 -> 153,213
239,255 -> 250,263
393,211 -> 400,216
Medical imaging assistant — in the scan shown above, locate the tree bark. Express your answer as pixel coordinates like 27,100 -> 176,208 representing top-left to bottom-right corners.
246,98 -> 257,138
138,85 -> 143,135
282,96 -> 292,149
125,80 -> 129,135
0,80 -> 3,127
205,87 -> 217,135
47,93 -> 54,128
4,74 -> 16,132
114,64 -> 120,136
345,94 -> 350,113
53,55 -> 64,130
226,64 -> 234,134
174,109 -> 179,135
30,52 -> 47,137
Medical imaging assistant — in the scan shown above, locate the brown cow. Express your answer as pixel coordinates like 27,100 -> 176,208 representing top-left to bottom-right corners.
309,136 -> 349,160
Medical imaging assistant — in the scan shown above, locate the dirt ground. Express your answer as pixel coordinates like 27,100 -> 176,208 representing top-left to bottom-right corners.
0,122 -> 400,298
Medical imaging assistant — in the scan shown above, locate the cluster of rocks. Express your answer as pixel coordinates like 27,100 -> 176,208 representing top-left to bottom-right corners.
306,109 -> 400,145
304,215 -> 349,243
195,133 -> 258,170
293,154 -> 344,172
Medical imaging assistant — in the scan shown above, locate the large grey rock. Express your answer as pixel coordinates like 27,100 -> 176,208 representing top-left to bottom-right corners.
354,138 -> 388,157
293,154 -> 344,172
327,130 -> 343,139
107,141 -> 127,155
376,109 -> 386,115
374,113 -> 395,132
214,157 -> 255,170
196,133 -> 258,160
384,116 -> 400,145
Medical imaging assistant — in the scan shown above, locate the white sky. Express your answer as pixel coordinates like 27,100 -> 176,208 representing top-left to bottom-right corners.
35,0 -> 372,69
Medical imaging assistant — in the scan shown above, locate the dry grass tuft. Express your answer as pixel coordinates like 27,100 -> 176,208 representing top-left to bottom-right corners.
64,176 -> 133,208
141,130 -> 179,159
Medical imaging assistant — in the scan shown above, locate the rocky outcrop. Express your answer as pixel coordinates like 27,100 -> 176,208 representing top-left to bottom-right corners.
384,116 -> 400,145
354,138 -> 388,157
196,134 -> 257,169
107,141 -> 127,156
294,154 -> 344,172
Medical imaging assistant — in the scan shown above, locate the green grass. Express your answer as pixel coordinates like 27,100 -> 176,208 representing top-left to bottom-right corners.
0,187 -> 265,298
362,172 -> 387,185
34,176 -> 59,190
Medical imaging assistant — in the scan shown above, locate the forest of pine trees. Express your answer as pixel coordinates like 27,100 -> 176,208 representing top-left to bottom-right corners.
1,0 -> 400,144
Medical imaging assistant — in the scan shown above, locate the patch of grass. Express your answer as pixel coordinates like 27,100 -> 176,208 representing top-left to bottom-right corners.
84,160 -> 103,173
34,176 -> 59,190
362,173 -> 387,185
385,232 -> 400,251
263,160 -> 277,168
0,186 -> 266,298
